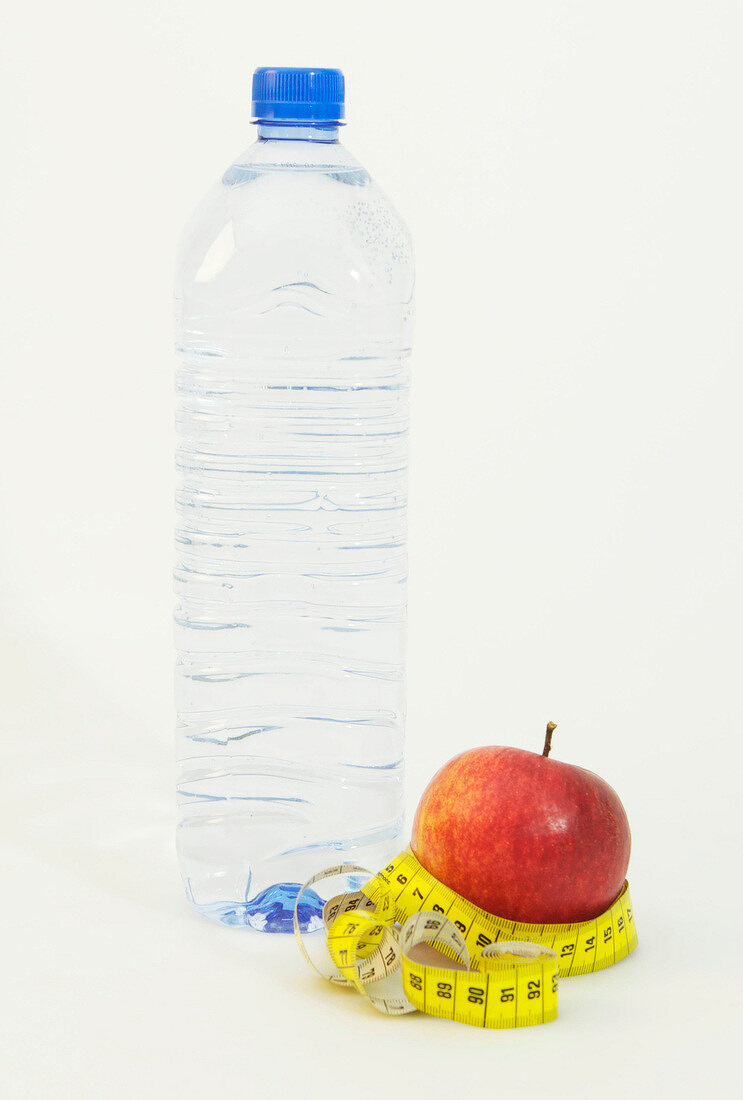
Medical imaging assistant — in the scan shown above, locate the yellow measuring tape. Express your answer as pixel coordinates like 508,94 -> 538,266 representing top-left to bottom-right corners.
294,846 -> 637,1029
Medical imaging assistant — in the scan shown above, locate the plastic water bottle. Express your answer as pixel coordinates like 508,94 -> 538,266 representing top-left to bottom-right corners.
174,68 -> 413,931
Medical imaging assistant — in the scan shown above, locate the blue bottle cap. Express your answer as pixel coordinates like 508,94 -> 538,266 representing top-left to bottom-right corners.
252,67 -> 345,124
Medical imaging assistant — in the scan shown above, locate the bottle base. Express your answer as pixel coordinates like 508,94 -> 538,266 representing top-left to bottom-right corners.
191,882 -> 326,933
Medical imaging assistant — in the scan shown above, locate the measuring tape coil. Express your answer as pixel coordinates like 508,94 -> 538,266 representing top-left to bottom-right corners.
293,847 -> 637,1029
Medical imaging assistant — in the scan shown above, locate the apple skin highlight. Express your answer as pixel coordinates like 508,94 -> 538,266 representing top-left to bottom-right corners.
411,745 -> 631,925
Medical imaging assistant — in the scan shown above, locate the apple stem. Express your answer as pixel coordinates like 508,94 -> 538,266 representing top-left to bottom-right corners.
542,722 -> 557,758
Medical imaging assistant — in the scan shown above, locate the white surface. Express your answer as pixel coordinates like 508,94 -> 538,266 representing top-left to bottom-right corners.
2,2 -> 741,1097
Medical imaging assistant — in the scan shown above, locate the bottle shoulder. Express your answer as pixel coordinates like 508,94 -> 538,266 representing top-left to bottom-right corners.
176,140 -> 413,299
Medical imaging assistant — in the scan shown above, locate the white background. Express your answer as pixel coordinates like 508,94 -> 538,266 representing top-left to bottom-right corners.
2,1 -> 741,1096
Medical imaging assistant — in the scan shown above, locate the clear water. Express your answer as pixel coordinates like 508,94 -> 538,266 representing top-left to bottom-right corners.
174,127 -> 414,929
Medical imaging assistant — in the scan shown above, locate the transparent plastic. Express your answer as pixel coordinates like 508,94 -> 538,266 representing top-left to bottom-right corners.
174,124 -> 413,930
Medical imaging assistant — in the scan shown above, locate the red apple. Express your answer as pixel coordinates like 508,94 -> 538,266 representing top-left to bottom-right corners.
410,725 -> 631,924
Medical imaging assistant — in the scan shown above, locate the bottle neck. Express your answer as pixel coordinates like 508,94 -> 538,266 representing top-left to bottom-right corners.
256,122 -> 340,143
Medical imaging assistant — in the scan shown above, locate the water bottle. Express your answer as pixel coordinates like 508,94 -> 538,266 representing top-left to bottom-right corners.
174,68 -> 414,931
